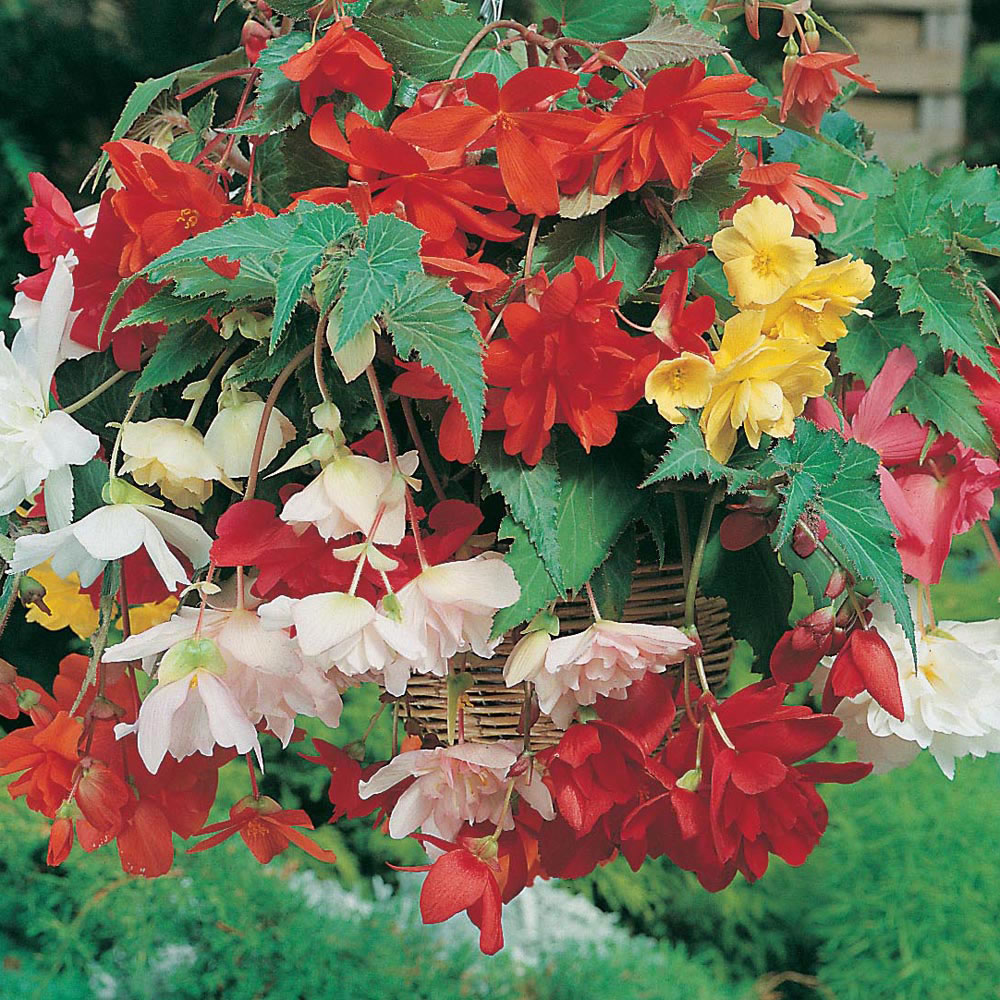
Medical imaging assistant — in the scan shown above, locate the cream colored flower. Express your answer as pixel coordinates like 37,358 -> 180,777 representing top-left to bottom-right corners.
699,311 -> 831,462
712,195 -> 817,308
644,353 -> 716,424
120,418 -> 235,508
204,393 -> 295,479
762,255 -> 875,346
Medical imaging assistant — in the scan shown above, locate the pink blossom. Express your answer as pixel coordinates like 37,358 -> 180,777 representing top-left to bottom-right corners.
357,741 -> 553,841
532,620 -> 694,728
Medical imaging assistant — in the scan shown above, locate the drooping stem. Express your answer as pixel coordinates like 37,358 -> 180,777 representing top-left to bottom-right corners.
597,210 -> 607,277
584,581 -> 602,621
360,701 -> 388,745
108,394 -> 144,482
982,520 -> 1000,571
684,483 -> 724,629
176,67 -> 256,102
313,309 -> 332,405
490,777 -> 517,840
400,397 -> 446,503
62,365 -> 131,415
244,345 -> 312,502
523,215 -> 541,278
184,344 -> 238,427
246,753 -> 260,799
219,69 -> 261,171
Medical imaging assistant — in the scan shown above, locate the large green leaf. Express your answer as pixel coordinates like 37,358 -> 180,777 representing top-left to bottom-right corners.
117,290 -> 229,330
672,140 -> 741,241
770,421 -> 843,547
494,517 -> 560,636
476,434 -> 563,593
533,199 -> 659,300
643,417 -> 763,492
900,370 -> 998,459
886,235 -> 997,375
132,325 -> 225,394
771,421 -> 915,654
363,4 -> 482,81
337,213 -> 423,348
229,31 -> 308,136
273,204 -> 357,346
536,0 -> 651,42
382,272 -> 485,447
618,9 -> 725,72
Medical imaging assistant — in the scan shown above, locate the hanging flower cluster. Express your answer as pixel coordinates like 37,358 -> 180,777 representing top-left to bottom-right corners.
2,0 -> 1000,957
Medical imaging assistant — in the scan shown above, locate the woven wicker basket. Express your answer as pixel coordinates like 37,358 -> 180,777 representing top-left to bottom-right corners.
404,562 -> 734,749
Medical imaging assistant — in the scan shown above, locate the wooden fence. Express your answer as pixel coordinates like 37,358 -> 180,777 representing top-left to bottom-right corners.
822,0 -> 971,165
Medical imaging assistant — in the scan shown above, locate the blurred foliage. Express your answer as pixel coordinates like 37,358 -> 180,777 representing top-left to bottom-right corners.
963,2 -> 1000,166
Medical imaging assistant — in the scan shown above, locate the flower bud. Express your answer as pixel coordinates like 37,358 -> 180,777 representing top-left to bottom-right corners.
158,637 -> 228,684
504,629 -> 551,686
205,396 -> 295,479
824,568 -> 848,599
827,628 -> 903,720
791,522 -> 817,558
677,767 -> 702,792
771,607 -> 835,683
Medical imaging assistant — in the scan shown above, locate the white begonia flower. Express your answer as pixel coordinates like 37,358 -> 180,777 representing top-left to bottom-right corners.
259,591 -> 425,697
103,605 -> 339,748
327,306 -> 377,384
119,417 -> 238,509
357,740 -> 554,842
0,255 -> 99,527
112,636 -> 261,773
204,389 -> 295,480
389,552 -> 521,678
810,598 -> 1000,779
10,501 -> 212,591
532,620 -> 694,729
280,447 -> 420,545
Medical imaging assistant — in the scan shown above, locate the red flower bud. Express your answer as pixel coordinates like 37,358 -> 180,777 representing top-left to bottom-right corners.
824,568 -> 847,599
47,817 -> 74,867
770,607 -> 835,683
826,628 -> 904,720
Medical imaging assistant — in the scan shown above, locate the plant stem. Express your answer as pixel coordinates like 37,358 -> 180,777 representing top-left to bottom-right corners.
684,483 -> 724,629
176,67 -> 256,102
109,394 -> 144,481
400,398 -> 446,502
246,753 -> 260,799
675,492 -> 691,581
244,345 -> 312,502
449,20 -> 529,78
184,344 -> 238,427
523,215 -> 541,278
62,366 -> 131,415
313,309 -> 332,405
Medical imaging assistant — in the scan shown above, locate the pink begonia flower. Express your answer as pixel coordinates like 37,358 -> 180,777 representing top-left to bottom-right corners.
811,598 -> 1000,778
357,740 -> 554,841
258,591 -> 424,696
390,552 -> 521,677
808,346 -> 1000,583
104,606 -> 341,748
532,620 -> 694,728
11,502 -> 212,591
113,636 -> 262,773
280,449 -> 419,545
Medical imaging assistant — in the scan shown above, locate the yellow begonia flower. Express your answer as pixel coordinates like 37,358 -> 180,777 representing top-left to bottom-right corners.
120,417 -> 237,509
120,597 -> 179,634
700,311 -> 832,463
712,195 -> 817,308
762,256 -> 875,346
24,560 -> 99,639
644,354 -> 716,424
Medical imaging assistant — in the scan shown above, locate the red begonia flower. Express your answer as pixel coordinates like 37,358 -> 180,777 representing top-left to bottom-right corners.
189,794 -> 338,864
958,347 -> 1000,444
280,17 -> 393,114
22,172 -> 84,267
780,51 -> 877,130
585,61 -> 766,194
391,68 -> 592,217
824,627 -> 904,719
300,739 -> 395,823
770,606 -> 836,684
116,798 -> 176,878
48,817 -> 75,866
649,267 -> 715,356
0,711 -> 82,817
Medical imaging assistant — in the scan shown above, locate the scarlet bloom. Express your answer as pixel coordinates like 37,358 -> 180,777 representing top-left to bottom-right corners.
104,139 -> 239,274
958,346 -> 1000,444
770,607 -> 836,684
21,172 -> 85,267
189,794 -> 338,864
780,51 -> 877,130
649,267 -> 715,357
823,627 -> 904,720
392,361 -> 479,463
396,833 -> 505,955
727,151 -> 866,236
280,17 -> 393,114
0,711 -> 82,817
300,739 -> 393,823
585,61 -> 766,194
484,258 -> 647,465
391,68 -> 592,217
303,109 -> 521,246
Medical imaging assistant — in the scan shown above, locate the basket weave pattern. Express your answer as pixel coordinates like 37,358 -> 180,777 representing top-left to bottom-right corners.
405,563 -> 734,749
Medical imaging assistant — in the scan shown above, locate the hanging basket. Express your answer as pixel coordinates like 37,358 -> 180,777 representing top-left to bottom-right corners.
404,563 -> 735,749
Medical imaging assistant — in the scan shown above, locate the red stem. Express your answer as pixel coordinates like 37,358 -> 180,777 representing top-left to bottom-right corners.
176,67 -> 256,102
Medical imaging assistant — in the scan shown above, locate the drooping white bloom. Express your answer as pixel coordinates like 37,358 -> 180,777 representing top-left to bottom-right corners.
113,636 -> 262,773
104,605 -> 340,747
10,502 -> 212,591
532,620 -> 694,729
0,255 -> 99,527
391,552 -> 521,677
259,591 -> 425,696
120,418 -> 237,509
811,599 -> 1000,779
280,449 -> 419,545
357,740 -> 554,841
204,393 -> 295,479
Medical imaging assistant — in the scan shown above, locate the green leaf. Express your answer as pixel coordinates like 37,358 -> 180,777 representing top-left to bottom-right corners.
461,46 -> 522,84
771,421 -> 915,655
663,0 -> 725,37
117,290 -> 228,330
72,460 -> 110,521
273,204 -> 357,347
363,5 -> 482,81
537,0 -> 651,42
382,272 -> 485,447
618,9 -> 725,72
643,417 -> 763,492
132,325 -> 225,394
900,370 -> 998,459
672,140 -> 740,242
235,313 -> 314,385
230,31 -> 307,136
534,199 -> 659,300
55,351 -> 142,439
338,213 -> 423,349
886,234 -> 997,374
494,434 -> 646,633
476,434 -> 563,593
770,421 -> 842,546
590,525 -> 637,619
